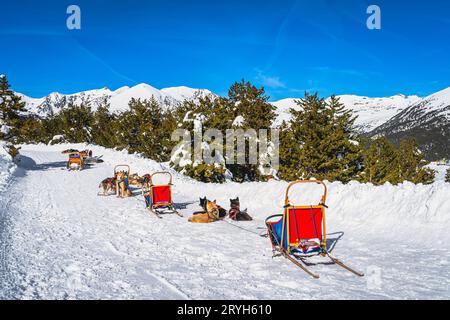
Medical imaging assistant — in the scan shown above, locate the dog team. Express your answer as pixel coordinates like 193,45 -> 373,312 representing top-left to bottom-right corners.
98,169 -> 253,223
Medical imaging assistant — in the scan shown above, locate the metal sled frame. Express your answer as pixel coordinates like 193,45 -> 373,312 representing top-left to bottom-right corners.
266,180 -> 363,279
144,172 -> 181,218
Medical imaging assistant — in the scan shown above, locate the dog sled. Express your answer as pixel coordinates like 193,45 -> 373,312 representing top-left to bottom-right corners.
67,152 -> 84,171
63,149 -> 103,167
265,180 -> 364,279
143,172 -> 181,218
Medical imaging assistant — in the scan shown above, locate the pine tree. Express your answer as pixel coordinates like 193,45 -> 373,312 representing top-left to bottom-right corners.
0,74 -> 27,141
117,97 -> 175,162
44,102 -> 94,143
361,137 -> 435,185
361,137 -> 401,185
278,93 -> 362,183
170,80 -> 277,183
398,138 -> 435,184
445,168 -> 450,183
225,80 -> 277,182
91,100 -> 118,148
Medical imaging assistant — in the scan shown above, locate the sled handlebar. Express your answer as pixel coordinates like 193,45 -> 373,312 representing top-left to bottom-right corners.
150,172 -> 173,185
284,180 -> 327,207
114,164 -> 130,174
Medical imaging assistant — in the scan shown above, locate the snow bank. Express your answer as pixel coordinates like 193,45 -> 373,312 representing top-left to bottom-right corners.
0,141 -> 17,191
21,143 -> 450,245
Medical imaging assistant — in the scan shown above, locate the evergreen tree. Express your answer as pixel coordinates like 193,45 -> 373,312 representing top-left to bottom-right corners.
398,138 -> 435,184
361,137 -> 435,185
445,168 -> 450,183
361,137 -> 401,184
0,74 -> 27,141
117,97 -> 175,162
225,80 -> 277,182
44,102 -> 94,143
170,80 -> 277,183
278,93 -> 362,183
91,100 -> 118,148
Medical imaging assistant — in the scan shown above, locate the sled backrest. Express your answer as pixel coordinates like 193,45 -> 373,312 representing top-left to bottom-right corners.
285,206 -> 324,246
114,164 -> 130,176
150,172 -> 172,186
69,153 -> 81,159
151,185 -> 172,206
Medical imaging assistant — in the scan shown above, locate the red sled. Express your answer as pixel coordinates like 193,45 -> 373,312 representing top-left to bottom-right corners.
143,172 -> 182,218
265,180 -> 364,279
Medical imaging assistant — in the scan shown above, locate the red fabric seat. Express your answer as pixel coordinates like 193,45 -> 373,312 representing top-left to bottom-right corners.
287,207 -> 323,245
152,185 -> 171,206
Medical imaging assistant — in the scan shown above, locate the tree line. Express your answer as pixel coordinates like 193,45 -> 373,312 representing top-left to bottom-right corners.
0,75 -> 438,185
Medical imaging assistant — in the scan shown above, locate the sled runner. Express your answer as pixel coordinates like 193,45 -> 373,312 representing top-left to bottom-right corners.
265,180 -> 364,279
67,152 -> 84,171
143,172 -> 181,218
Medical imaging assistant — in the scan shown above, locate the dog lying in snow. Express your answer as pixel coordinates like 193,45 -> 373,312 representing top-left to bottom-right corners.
188,197 -> 227,223
98,177 -> 116,196
228,197 -> 253,221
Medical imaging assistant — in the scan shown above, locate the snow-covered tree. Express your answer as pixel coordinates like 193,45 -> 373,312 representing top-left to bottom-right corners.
446,168 -> 450,183
0,74 -> 27,141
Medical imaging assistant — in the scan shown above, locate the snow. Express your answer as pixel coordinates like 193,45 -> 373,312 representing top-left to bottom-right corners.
160,86 -> 213,102
232,115 -> 245,127
19,84 -> 215,117
271,94 -> 422,132
0,141 -> 16,191
0,143 -> 449,299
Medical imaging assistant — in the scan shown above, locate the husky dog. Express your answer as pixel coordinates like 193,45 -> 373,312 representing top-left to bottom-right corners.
189,198 -> 221,223
98,177 -> 116,196
116,171 -> 132,198
199,197 -> 227,218
229,197 -> 253,221
128,173 -> 143,187
140,174 -> 152,193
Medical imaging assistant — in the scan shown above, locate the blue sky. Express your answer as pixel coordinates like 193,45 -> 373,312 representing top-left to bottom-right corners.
1,0 -> 449,100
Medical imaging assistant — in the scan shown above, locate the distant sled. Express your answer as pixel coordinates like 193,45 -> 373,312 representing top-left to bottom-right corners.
265,180 -> 364,279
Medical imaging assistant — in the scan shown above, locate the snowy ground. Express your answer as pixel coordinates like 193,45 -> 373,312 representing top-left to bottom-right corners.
0,143 -> 449,299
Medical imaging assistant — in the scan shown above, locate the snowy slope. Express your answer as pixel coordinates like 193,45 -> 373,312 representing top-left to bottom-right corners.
0,143 -> 449,299
271,94 -> 421,132
0,142 -> 16,191
20,84 -> 214,117
371,87 -> 450,160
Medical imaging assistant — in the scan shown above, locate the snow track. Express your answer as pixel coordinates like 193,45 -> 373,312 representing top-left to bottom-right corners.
0,144 -> 449,299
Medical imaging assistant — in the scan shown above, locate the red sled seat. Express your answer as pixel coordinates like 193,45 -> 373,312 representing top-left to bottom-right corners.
266,180 -> 327,256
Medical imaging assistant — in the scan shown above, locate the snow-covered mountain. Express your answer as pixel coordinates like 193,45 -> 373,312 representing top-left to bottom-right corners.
370,87 -> 450,160
17,84 -> 450,153
20,84 -> 214,117
272,94 -> 421,132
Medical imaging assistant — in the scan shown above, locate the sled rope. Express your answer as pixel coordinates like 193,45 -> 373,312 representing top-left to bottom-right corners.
222,219 -> 267,237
